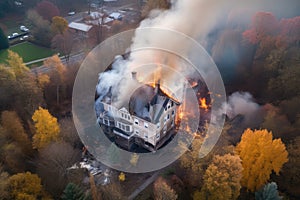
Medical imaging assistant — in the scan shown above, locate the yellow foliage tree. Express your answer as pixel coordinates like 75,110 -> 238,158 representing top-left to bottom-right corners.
51,16 -> 68,34
8,172 -> 43,200
32,107 -> 60,149
119,172 -> 125,182
197,154 -> 243,200
236,129 -> 288,192
6,50 -> 29,77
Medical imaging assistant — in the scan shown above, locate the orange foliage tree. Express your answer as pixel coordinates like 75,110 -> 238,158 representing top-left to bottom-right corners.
236,129 -> 288,192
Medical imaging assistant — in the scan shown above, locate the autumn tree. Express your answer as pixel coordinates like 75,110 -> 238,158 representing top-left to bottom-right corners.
61,183 -> 91,200
51,31 -> 74,63
7,172 -> 43,200
0,166 -> 9,199
153,177 -> 178,200
236,129 -> 288,192
26,9 -> 52,47
43,55 -> 66,106
261,104 -> 293,139
37,142 -> 82,198
1,111 -> 32,154
51,16 -> 68,34
141,0 -> 170,18
32,107 -> 60,149
195,154 -> 243,200
0,51 -> 43,119
275,136 -> 300,197
0,27 -> 9,50
35,0 -> 60,21
59,118 -> 82,148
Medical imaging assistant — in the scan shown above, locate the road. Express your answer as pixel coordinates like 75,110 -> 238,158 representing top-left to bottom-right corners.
127,171 -> 160,200
30,52 -> 86,74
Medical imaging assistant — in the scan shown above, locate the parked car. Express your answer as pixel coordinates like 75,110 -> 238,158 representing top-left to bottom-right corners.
12,32 -> 19,36
20,25 -> 29,32
68,11 -> 76,16
20,35 -> 29,41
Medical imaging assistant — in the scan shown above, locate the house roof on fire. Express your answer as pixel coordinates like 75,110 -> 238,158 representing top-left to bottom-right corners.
129,83 -> 180,123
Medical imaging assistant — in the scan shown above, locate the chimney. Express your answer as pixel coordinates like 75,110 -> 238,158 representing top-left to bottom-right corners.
131,71 -> 137,80
155,79 -> 160,94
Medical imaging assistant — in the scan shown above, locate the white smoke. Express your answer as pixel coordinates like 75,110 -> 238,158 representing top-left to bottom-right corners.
96,0 -> 299,109
221,92 -> 261,122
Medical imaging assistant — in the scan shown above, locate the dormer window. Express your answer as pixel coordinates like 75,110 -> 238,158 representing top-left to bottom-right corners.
134,119 -> 139,125
144,123 -> 149,128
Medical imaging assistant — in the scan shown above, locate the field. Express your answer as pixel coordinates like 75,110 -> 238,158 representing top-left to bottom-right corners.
0,42 -> 55,67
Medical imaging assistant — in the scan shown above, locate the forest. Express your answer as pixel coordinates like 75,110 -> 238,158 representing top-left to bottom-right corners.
0,0 -> 299,199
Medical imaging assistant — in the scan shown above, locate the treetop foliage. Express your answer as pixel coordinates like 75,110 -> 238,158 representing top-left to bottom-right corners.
236,129 -> 288,192
32,107 -> 60,149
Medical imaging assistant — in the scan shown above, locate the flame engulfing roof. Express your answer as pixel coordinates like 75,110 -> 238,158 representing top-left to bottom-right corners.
129,83 -> 180,123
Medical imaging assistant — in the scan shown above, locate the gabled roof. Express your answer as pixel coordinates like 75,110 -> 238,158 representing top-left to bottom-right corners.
69,22 -> 92,32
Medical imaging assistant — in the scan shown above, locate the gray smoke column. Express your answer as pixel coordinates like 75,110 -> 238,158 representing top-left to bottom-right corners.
220,92 -> 261,123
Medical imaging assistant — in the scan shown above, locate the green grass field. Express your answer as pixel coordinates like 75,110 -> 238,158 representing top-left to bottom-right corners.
0,42 -> 55,67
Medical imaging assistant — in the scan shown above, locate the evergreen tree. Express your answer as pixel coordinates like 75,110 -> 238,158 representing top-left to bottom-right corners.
0,27 -> 9,50
61,183 -> 91,200
255,182 -> 282,200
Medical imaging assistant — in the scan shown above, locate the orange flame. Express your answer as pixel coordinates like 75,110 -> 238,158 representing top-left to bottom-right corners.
200,98 -> 209,111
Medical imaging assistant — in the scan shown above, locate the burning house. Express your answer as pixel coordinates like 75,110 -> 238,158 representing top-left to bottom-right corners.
95,72 -> 181,152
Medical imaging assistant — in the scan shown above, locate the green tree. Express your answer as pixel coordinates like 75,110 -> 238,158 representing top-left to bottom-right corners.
255,182 -> 282,200
153,177 -> 177,200
32,107 -> 60,149
0,27 -> 9,50
236,129 -> 288,192
51,16 -> 68,34
7,172 -> 43,200
61,183 -> 91,200
197,154 -> 243,200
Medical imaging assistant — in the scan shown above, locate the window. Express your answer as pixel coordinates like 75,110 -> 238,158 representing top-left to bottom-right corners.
168,104 -> 171,109
156,123 -> 160,129
121,113 -> 124,118
122,124 -> 125,130
144,123 -> 149,128
156,134 -> 160,139
172,110 -> 175,116
167,114 -> 170,120
135,130 -> 139,135
171,101 -> 174,107
134,119 -> 139,125
126,126 -> 130,132
145,135 -> 148,139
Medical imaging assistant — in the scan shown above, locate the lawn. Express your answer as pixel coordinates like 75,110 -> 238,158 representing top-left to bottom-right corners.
0,42 -> 56,67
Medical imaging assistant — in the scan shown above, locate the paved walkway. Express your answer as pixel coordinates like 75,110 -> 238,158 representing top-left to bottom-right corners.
127,171 -> 160,200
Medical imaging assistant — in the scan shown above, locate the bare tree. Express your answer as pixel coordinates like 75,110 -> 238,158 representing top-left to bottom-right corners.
37,141 -> 82,198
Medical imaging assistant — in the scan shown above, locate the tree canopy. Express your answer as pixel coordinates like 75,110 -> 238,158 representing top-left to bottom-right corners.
0,27 -> 9,50
32,107 -> 60,149
236,129 -> 288,192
